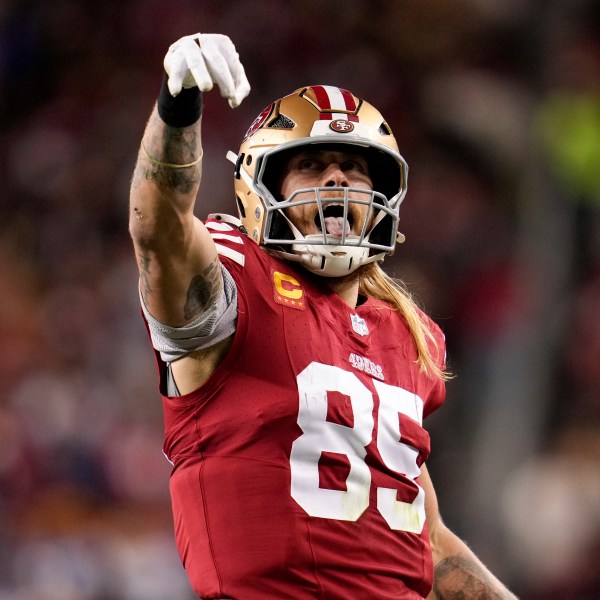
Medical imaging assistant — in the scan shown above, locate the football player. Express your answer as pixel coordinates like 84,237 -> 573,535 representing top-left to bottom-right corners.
129,33 -> 517,599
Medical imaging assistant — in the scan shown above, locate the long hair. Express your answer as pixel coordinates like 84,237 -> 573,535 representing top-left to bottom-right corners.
359,263 -> 451,382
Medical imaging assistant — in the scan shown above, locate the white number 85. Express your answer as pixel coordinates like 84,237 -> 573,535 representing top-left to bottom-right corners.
290,362 -> 426,534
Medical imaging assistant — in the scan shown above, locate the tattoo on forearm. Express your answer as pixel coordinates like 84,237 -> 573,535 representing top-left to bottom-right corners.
184,259 -> 222,320
139,112 -> 201,193
433,556 -> 507,600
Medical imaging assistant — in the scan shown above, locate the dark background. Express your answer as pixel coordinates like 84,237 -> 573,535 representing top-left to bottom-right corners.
1,1 -> 600,598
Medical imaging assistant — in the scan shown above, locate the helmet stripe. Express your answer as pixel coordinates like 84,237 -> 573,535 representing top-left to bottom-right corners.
311,85 -> 332,111
310,85 -> 359,122
322,85 -> 345,110
339,88 -> 357,112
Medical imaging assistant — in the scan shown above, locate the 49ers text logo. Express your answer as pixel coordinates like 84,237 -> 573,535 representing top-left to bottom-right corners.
349,352 -> 384,381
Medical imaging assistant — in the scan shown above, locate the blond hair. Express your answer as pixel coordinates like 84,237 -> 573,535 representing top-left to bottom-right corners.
359,263 -> 451,382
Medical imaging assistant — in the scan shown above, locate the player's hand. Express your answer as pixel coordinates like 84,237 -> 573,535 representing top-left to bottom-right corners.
163,33 -> 251,108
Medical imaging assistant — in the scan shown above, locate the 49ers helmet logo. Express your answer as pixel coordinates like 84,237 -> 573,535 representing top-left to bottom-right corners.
329,119 -> 354,133
242,104 -> 274,141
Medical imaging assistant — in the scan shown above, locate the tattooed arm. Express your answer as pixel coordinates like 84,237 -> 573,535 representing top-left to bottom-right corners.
421,465 -> 518,600
129,33 -> 248,325
129,106 -> 218,327
130,107 -> 235,392
129,34 -> 249,391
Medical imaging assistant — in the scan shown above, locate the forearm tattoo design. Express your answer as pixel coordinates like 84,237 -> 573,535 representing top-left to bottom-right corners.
433,556 -> 508,600
138,112 -> 201,193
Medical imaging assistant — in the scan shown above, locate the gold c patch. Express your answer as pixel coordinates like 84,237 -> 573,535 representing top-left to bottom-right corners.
273,271 -> 305,310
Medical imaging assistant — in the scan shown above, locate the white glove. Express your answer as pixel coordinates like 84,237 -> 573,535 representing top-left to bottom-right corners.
163,33 -> 250,108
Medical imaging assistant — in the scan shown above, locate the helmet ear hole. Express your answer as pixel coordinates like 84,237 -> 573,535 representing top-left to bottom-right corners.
234,153 -> 244,180
236,196 -> 246,219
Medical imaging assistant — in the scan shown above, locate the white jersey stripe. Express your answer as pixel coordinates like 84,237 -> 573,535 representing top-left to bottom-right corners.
210,232 -> 243,244
215,243 -> 245,266
206,221 -> 235,232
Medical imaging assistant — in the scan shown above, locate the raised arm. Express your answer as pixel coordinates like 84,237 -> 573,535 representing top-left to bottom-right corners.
421,465 -> 518,599
129,34 -> 250,327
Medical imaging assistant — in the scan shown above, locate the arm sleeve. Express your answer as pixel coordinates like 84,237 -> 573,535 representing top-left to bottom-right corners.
140,264 -> 238,363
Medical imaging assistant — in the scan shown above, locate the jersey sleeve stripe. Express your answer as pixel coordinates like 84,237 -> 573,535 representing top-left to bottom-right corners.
210,232 -> 244,244
206,221 -> 235,232
215,243 -> 245,266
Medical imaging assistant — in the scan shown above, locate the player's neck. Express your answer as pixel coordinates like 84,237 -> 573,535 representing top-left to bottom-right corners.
323,272 -> 361,308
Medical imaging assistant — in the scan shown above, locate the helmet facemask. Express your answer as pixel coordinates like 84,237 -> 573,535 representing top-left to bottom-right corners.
256,147 -> 399,277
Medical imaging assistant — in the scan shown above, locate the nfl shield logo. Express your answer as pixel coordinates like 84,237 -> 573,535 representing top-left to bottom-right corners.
350,314 -> 369,336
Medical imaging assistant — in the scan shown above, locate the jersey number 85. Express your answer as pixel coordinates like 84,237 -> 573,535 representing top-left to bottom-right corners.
290,362 -> 426,533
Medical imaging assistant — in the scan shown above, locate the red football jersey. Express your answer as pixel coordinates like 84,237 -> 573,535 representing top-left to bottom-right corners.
149,217 -> 447,599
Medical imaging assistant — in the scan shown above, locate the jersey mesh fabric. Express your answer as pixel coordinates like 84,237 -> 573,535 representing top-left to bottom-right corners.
143,217 -> 447,599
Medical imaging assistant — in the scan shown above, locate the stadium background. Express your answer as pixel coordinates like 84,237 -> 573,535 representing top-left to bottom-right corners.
1,0 -> 599,598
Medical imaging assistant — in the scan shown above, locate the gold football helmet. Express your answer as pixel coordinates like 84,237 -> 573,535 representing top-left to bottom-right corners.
227,85 -> 408,276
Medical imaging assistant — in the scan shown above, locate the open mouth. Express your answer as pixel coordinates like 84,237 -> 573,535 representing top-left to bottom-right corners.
316,204 -> 353,236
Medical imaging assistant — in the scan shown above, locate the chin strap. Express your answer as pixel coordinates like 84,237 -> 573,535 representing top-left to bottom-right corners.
268,241 -> 384,277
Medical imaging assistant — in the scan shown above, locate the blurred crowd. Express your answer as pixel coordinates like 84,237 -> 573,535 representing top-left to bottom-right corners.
1,0 -> 600,598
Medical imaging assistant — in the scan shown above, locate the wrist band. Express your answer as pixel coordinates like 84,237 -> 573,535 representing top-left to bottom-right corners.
141,142 -> 203,169
157,74 -> 203,127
